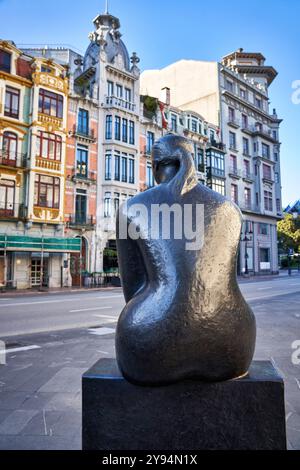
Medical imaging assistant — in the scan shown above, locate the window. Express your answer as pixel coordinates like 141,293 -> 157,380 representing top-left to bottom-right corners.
115,116 -> 121,140
259,223 -> 268,235
210,130 -> 215,143
191,119 -> 197,133
207,150 -> 225,177
39,89 -> 63,118
0,180 -> 15,215
264,190 -> 273,211
125,88 -> 131,103
255,97 -> 262,109
0,50 -> 11,73
78,109 -> 89,135
276,198 -> 281,213
241,114 -> 248,129
228,107 -> 235,122
146,163 -> 154,188
129,158 -> 135,184
226,80 -> 233,92
105,115 -> 112,139
37,131 -> 62,161
275,172 -> 279,183
260,248 -> 270,263
75,189 -> 87,224
116,84 -> 123,98
274,151 -> 278,162
262,143 -> 270,159
2,132 -> 18,163
244,188 -> 251,209
243,137 -> 249,155
171,114 -> 177,132
41,65 -> 53,73
107,81 -> 114,96
253,142 -> 258,153
272,130 -> 277,141
231,184 -> 238,204
146,131 -> 155,154
121,155 -> 127,182
34,174 -> 60,208
230,154 -> 237,172
122,118 -> 128,143
262,164 -> 272,180
105,153 -> 112,180
114,193 -> 120,215
243,159 -> 250,177
5,86 -> 20,118
115,153 -> 120,181
210,178 -> 225,195
255,122 -> 262,132
76,146 -> 88,177
129,121 -> 135,145
195,147 -> 204,172
240,88 -> 246,100
104,192 -> 111,218
229,131 -> 236,150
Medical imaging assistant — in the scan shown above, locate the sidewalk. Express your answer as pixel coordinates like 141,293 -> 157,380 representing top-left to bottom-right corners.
0,286 -> 123,298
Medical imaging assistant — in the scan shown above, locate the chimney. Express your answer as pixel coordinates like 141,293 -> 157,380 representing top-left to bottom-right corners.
160,87 -> 170,106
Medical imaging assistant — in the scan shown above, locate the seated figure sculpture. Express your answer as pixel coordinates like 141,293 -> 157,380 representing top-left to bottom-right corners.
116,134 -> 256,385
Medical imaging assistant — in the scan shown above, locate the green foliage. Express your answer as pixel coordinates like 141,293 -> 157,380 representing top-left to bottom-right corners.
143,95 -> 158,114
277,213 -> 300,253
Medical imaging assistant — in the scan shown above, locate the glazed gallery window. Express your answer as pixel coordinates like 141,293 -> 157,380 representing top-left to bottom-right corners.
5,86 -> 20,119
115,116 -> 121,141
207,151 -> 225,176
105,153 -> 112,180
76,146 -> 88,177
146,131 -> 155,153
2,132 -> 18,161
128,158 -> 135,184
39,89 -> 63,118
129,120 -> 135,145
0,50 -> 11,73
122,118 -> 128,143
0,179 -> 15,214
105,115 -> 112,140
210,178 -> 225,196
34,175 -> 60,209
264,191 -> 273,211
78,109 -> 89,135
37,131 -> 62,161
115,153 -> 120,181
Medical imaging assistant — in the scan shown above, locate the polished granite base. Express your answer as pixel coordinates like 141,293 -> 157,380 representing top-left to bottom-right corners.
82,359 -> 286,450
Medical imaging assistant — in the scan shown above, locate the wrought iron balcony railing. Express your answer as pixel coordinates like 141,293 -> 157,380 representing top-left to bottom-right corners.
0,150 -> 28,168
71,125 -> 96,142
0,202 -> 26,219
67,214 -> 96,229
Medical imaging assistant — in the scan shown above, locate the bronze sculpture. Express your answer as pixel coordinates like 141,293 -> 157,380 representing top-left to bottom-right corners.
116,134 -> 256,385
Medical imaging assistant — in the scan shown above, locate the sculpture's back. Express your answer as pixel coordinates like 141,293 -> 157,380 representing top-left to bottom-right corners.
116,134 -> 256,385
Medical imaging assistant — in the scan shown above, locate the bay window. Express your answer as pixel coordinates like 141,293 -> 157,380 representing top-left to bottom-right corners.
34,174 -> 60,209
39,88 -> 63,118
37,131 -> 62,161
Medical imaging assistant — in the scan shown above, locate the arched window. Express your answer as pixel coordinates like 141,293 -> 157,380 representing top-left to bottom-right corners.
2,132 -> 18,165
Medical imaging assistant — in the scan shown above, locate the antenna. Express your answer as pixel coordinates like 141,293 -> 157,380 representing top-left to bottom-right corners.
105,0 -> 109,14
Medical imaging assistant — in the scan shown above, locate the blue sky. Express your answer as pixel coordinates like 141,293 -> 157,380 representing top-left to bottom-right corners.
1,0 -> 299,206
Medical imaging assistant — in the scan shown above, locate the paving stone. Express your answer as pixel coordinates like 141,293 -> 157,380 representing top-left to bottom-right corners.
38,368 -> 86,393
0,410 -> 38,435
0,391 -> 29,410
21,410 -> 62,436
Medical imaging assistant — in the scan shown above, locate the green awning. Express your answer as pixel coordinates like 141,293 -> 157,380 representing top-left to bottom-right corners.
0,235 -> 81,253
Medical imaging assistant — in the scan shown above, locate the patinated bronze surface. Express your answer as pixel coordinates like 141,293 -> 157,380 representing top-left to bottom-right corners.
116,134 -> 256,385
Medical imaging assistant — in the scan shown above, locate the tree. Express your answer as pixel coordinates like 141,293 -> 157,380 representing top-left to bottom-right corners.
277,213 -> 300,253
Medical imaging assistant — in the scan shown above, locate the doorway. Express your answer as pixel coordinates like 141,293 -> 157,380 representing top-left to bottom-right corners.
70,237 -> 87,287
31,258 -> 49,287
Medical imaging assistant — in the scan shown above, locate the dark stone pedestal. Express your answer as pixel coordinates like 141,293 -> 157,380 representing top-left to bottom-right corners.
82,359 -> 286,450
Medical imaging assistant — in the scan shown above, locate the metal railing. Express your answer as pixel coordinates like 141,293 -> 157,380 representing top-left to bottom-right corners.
104,95 -> 136,112
228,167 -> 241,177
67,214 -> 95,228
0,150 -> 27,168
0,202 -> 26,219
208,140 -> 226,152
71,125 -> 96,141
72,168 -> 96,182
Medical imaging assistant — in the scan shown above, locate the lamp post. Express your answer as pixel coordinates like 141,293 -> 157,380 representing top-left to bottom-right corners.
242,234 -> 250,276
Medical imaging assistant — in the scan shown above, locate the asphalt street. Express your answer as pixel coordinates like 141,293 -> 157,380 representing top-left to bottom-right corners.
0,273 -> 299,450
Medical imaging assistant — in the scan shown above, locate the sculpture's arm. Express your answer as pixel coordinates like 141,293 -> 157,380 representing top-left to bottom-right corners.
116,211 -> 147,303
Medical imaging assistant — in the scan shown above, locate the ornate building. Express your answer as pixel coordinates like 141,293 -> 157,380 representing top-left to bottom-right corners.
141,50 -> 283,275
0,40 -> 79,289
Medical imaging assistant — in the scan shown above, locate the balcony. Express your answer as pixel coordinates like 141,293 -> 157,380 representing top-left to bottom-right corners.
71,168 -> 97,185
67,214 -> 95,230
207,140 -> 226,152
227,118 -> 240,129
0,150 -> 27,169
207,167 -> 226,179
228,167 -> 241,178
70,125 -> 96,143
141,145 -> 153,156
239,202 -> 261,214
103,95 -> 136,113
0,202 -> 26,220
241,125 -> 278,143
242,171 -> 255,182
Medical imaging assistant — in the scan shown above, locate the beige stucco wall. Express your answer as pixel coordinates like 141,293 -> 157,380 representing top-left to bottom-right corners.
140,60 -> 220,125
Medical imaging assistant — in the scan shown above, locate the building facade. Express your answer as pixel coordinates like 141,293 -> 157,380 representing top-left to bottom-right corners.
0,40 -> 80,289
140,50 -> 283,275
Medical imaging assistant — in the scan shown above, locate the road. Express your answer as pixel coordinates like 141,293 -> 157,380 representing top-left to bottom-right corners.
0,274 -> 299,450
0,274 -> 299,337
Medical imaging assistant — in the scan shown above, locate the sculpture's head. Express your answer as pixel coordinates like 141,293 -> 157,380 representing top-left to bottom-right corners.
152,134 -> 194,184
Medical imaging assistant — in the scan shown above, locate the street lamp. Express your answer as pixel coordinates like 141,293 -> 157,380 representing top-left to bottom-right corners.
242,234 -> 250,276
